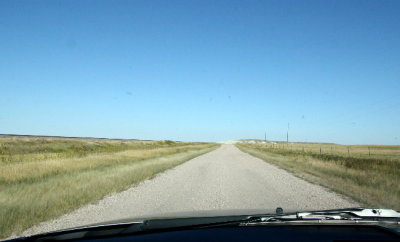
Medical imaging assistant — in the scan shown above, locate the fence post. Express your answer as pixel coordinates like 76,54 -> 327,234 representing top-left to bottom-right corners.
347,147 -> 350,156
320,147 -> 322,155
368,147 -> 371,157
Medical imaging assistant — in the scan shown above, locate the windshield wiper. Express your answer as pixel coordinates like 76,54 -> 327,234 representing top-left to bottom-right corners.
231,208 -> 400,226
238,208 -> 400,225
201,208 -> 400,227
294,208 -> 400,220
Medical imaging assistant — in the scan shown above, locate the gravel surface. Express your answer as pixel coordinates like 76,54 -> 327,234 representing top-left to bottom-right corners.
21,144 -> 358,237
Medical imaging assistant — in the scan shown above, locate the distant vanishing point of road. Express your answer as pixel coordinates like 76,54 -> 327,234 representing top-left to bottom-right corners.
22,144 -> 358,236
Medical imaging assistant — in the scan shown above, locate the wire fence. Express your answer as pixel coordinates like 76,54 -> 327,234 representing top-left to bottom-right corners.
243,141 -> 400,161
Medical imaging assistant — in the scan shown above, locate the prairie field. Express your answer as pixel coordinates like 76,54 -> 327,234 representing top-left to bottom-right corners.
251,141 -> 400,161
0,135 -> 219,238
236,141 -> 400,210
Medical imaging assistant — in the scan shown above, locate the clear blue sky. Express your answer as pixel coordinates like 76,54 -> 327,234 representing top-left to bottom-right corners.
1,0 -> 399,144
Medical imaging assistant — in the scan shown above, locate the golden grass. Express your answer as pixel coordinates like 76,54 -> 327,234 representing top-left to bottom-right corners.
0,144 -> 211,185
249,141 -> 400,161
236,143 -> 400,211
0,136 -> 219,239
0,136 -> 191,164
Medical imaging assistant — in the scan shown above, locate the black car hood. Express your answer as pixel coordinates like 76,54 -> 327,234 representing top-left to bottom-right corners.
83,208 -> 295,227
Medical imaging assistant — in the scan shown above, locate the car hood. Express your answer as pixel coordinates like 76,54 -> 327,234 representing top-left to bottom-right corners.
83,208 -> 299,227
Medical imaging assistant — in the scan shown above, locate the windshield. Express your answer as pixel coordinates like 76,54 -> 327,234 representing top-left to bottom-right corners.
1,0 -> 399,240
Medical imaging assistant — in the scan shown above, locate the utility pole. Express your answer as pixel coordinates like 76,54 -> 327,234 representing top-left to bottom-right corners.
287,123 -> 289,143
264,132 -> 266,142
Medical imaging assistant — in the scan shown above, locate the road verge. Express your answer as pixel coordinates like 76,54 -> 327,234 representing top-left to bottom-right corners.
236,143 -> 399,210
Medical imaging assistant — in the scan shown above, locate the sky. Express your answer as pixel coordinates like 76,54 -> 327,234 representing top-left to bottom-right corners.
1,0 -> 399,144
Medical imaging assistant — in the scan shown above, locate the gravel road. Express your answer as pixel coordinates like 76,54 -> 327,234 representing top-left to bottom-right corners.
21,144 -> 358,236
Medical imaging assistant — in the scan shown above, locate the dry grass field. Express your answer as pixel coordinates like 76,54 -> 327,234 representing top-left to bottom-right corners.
236,141 -> 400,211
251,141 -> 400,161
0,135 -> 219,239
